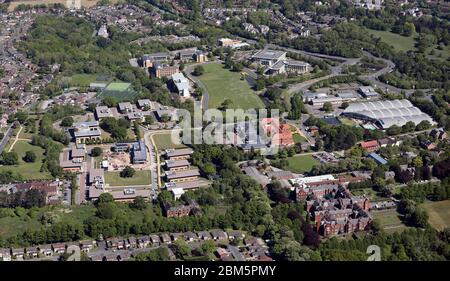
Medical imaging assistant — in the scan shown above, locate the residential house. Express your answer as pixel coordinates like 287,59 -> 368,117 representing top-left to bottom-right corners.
118,102 -> 133,113
26,247 -> 38,259
52,243 -> 66,254
227,230 -> 246,240
138,236 -> 150,248
38,245 -> 53,257
210,229 -> 228,241
184,231 -> 198,242
165,148 -> 194,161
165,169 -> 200,183
11,248 -> 24,260
141,52 -> 169,68
197,231 -> 212,240
137,99 -> 152,110
80,240 -> 95,253
95,106 -> 114,120
150,234 -> 161,246
360,140 -> 380,152
0,249 -> 11,261
160,233 -> 172,244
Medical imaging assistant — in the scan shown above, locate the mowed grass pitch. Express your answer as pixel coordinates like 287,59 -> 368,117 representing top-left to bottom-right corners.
0,140 -> 52,180
152,133 -> 187,151
285,154 -> 319,174
421,200 -> 450,230
366,29 -> 417,53
105,170 -> 151,186
199,63 -> 265,110
97,82 -> 139,101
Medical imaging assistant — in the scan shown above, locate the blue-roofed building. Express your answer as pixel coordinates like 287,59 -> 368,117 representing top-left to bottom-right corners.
368,152 -> 388,165
132,141 -> 147,164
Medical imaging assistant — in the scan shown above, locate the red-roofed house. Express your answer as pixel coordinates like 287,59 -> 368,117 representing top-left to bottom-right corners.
360,140 -> 379,152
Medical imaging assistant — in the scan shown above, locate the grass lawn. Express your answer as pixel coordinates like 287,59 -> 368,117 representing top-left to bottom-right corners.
68,74 -> 99,87
199,63 -> 264,110
293,133 -> 307,144
105,82 -> 131,91
97,82 -> 138,101
421,200 -> 450,231
0,205 -> 95,239
0,140 -> 52,180
285,154 -> 319,174
426,44 -> 450,61
366,29 -> 418,52
372,210 -> 409,233
152,133 -> 187,151
105,170 -> 151,186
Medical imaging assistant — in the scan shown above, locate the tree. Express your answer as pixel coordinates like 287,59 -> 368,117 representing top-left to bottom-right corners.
402,22 -> 416,37
15,111 -> 28,124
87,148 -> 101,158
288,94 -> 303,120
1,151 -> 19,165
192,65 -> 205,76
322,102 -> 333,112
387,125 -> 402,136
411,208 -> 428,228
60,116 -> 74,127
23,151 -> 37,163
220,99 -> 233,110
130,196 -> 147,210
120,166 -> 135,178
415,120 -> 431,131
97,193 -> 114,204
412,156 -> 423,168
340,101 -> 349,109
144,115 -> 155,125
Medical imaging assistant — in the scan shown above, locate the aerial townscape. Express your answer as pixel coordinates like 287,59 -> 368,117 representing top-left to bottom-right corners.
0,0 -> 449,264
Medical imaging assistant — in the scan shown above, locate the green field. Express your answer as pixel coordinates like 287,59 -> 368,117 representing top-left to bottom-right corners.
198,63 -> 264,110
0,140 -> 52,180
68,74 -> 99,87
105,82 -> 131,91
421,200 -> 450,231
285,154 -> 319,174
152,133 -> 187,151
293,133 -> 307,144
367,29 -> 418,52
105,170 -> 151,186
372,210 -> 409,233
0,205 -> 95,239
97,82 -> 139,101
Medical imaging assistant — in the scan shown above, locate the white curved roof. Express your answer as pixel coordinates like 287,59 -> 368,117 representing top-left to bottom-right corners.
343,99 -> 435,128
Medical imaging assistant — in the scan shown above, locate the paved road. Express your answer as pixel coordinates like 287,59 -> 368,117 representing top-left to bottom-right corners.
0,124 -> 14,154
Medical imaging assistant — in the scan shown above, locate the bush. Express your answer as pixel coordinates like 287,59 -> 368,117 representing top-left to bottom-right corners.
23,151 -> 37,163
192,65 -> 205,76
120,166 -> 135,178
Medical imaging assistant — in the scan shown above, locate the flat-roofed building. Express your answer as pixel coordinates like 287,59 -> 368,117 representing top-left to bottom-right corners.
141,52 -> 169,68
358,86 -> 380,99
165,169 -> 200,183
165,148 -> 194,160
137,99 -> 152,110
131,141 -> 147,164
218,38 -> 249,49
73,121 -> 101,144
89,168 -> 105,189
165,159 -> 190,172
251,49 -> 286,66
118,102 -> 133,113
170,72 -> 190,97
95,106 -> 114,120
151,62 -> 179,79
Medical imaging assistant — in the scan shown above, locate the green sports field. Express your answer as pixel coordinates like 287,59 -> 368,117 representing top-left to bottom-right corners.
421,200 -> 450,231
98,82 -> 139,101
285,154 -> 319,174
105,82 -> 131,91
198,63 -> 265,110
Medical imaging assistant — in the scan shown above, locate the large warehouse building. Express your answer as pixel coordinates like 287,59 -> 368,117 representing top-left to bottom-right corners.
341,99 -> 435,129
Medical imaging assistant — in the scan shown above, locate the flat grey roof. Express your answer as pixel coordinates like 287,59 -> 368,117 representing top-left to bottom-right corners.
252,49 -> 286,60
165,169 -> 200,180
165,159 -> 190,168
165,148 -> 193,158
